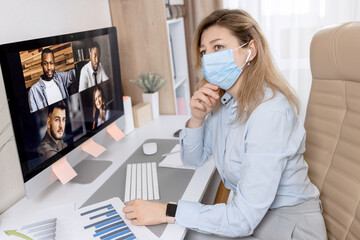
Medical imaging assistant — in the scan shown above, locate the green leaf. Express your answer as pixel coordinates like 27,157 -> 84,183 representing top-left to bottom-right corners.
130,72 -> 167,93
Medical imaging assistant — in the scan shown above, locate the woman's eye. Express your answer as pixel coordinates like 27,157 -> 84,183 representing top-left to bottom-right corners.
214,45 -> 223,51
200,50 -> 206,56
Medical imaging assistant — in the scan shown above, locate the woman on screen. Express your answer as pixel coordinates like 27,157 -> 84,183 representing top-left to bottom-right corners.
92,86 -> 109,129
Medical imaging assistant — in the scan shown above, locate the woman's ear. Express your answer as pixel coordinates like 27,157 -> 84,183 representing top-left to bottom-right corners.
248,39 -> 257,61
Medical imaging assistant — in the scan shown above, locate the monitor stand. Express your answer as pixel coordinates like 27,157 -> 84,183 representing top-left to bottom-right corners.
72,159 -> 112,184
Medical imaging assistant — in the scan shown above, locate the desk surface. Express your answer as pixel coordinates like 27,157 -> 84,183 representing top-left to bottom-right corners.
82,138 -> 195,238
0,116 -> 216,240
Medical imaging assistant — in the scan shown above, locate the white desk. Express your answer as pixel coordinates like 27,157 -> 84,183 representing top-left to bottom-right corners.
0,115 -> 216,240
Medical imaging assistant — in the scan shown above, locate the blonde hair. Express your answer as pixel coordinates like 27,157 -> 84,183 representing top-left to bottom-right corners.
192,9 -> 300,123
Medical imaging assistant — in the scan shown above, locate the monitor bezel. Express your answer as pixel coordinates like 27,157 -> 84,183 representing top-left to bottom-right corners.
0,26 -> 123,183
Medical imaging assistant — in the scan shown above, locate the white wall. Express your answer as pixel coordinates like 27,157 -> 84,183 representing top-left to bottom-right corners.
0,0 -> 112,214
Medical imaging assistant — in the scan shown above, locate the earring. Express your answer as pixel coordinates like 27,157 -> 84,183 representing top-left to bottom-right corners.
248,61 -> 251,66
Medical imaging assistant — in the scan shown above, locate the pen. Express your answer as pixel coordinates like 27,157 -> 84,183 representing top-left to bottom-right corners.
162,150 -> 180,157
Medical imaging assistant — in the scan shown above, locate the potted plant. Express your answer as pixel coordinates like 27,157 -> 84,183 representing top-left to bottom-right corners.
130,72 -> 167,119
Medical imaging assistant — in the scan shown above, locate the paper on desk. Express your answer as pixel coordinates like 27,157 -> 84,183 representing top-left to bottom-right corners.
159,144 -> 196,170
81,138 -> 106,157
0,202 -> 75,240
52,157 -> 77,184
107,122 -> 126,141
75,197 -> 158,240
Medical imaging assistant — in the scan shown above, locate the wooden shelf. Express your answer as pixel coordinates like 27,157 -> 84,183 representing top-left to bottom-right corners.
167,18 -> 190,115
109,0 -> 174,115
174,75 -> 187,89
109,0 -> 190,116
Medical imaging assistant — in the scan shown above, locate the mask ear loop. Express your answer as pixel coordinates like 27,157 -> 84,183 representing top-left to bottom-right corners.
234,42 -> 249,51
240,49 -> 252,69
245,49 -> 252,62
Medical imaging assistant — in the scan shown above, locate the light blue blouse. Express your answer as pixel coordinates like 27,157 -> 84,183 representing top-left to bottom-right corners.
176,89 -> 320,237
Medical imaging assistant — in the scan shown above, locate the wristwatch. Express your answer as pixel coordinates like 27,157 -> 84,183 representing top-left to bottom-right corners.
166,203 -> 177,223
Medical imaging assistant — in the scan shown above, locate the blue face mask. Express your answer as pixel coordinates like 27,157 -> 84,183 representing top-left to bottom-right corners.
201,43 -> 251,90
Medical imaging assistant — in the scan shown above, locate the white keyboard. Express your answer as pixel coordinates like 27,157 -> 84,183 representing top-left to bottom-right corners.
124,162 -> 160,202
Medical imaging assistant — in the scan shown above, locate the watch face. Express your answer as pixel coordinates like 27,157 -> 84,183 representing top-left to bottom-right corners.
166,203 -> 177,217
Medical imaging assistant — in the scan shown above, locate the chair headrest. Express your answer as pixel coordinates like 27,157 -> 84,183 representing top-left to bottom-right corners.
310,21 -> 360,83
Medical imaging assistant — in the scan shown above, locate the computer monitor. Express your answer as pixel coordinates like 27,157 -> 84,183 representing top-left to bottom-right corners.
0,27 -> 124,198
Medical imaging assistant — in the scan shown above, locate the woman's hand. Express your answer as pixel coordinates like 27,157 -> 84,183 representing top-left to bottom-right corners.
123,199 -> 167,225
188,83 -> 219,128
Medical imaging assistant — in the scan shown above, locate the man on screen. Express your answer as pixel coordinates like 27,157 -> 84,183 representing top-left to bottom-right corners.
38,100 -> 68,161
28,48 -> 76,113
78,42 -> 109,92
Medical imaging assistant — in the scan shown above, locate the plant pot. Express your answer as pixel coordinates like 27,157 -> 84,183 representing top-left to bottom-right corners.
142,92 -> 159,119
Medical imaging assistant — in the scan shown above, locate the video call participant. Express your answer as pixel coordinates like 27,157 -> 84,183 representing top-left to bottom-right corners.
92,86 -> 110,129
38,100 -> 67,161
78,42 -> 109,92
28,48 -> 76,113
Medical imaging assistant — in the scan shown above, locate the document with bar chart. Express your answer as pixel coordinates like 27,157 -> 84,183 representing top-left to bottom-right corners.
3,218 -> 57,240
0,202 -> 74,240
75,197 -> 158,240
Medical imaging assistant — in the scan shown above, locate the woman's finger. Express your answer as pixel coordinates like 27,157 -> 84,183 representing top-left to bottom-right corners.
123,205 -> 133,213
203,82 -> 220,91
196,94 -> 213,107
193,88 -> 218,107
125,200 -> 135,206
209,95 -> 217,105
131,219 -> 142,226
124,212 -> 137,220
199,87 -> 220,100
191,99 -> 206,112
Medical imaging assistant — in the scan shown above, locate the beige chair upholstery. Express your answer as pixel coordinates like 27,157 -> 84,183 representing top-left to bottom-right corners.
305,21 -> 360,240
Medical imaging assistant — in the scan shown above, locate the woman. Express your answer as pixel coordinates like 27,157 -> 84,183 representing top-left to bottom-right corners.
92,86 -> 109,129
123,9 -> 327,239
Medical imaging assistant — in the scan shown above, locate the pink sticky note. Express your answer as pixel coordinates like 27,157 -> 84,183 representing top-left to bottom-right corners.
81,138 -> 106,157
52,157 -> 77,185
123,96 -> 129,101
107,123 -> 126,141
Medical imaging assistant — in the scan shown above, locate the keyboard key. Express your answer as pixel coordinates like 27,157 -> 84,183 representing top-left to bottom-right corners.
124,164 -> 131,202
136,164 -> 142,199
147,162 -> 154,200
130,164 -> 136,201
142,163 -> 147,200
152,162 -> 160,200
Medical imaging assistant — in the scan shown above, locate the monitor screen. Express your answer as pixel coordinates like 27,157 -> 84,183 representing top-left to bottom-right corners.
0,27 -> 124,185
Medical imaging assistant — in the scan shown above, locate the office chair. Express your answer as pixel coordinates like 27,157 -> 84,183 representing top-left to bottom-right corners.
304,21 -> 360,239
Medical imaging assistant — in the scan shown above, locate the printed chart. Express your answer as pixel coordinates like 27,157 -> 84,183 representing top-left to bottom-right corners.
0,203 -> 74,240
5,218 -> 56,240
76,197 -> 158,240
80,204 -> 135,239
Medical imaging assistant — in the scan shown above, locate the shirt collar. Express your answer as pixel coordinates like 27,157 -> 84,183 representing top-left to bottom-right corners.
39,73 -> 59,87
221,92 -> 238,109
88,61 -> 99,74
88,61 -> 94,74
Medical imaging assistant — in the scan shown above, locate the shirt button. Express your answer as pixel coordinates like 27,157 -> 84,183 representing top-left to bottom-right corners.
215,229 -> 219,232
